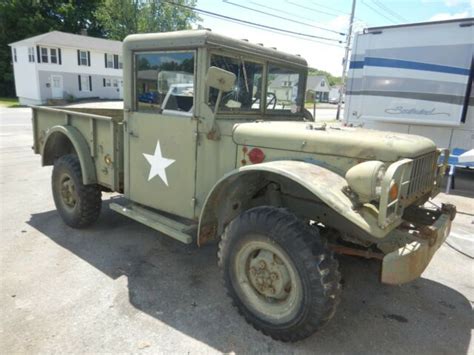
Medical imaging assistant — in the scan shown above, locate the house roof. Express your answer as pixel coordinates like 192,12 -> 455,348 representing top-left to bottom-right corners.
9,31 -> 122,53
306,75 -> 329,92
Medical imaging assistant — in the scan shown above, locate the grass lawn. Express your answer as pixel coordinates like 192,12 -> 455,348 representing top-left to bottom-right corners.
0,97 -> 20,108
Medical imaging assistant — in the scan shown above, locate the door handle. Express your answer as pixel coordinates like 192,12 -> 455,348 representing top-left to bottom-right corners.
129,131 -> 139,138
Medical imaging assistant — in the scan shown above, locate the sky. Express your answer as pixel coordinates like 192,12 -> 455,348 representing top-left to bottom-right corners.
194,0 -> 474,75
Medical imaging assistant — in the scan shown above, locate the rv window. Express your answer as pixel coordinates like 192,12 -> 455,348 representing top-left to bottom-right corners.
135,51 -> 195,114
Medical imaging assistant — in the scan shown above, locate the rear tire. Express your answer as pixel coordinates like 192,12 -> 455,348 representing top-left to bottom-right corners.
218,206 -> 341,342
52,154 -> 101,228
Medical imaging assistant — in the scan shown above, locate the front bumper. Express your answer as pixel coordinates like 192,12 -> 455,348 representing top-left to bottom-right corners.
381,204 -> 456,285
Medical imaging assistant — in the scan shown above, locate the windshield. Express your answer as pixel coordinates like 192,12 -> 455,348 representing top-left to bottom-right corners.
266,65 -> 304,113
208,54 -> 263,112
207,52 -> 305,117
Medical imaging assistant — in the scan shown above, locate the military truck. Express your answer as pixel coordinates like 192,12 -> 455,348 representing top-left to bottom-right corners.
31,30 -> 456,342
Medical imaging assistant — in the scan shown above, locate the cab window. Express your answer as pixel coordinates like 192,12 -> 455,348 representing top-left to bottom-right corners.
208,54 -> 263,112
135,51 -> 194,114
266,65 -> 303,112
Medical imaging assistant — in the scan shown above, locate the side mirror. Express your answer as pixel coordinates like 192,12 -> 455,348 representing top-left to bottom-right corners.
206,66 -> 236,92
204,67 -> 237,140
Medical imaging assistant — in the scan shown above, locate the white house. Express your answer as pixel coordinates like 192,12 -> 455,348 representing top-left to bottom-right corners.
306,75 -> 330,103
268,74 -> 300,103
9,31 -> 123,105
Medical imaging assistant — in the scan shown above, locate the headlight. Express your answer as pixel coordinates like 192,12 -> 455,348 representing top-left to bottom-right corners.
345,161 -> 386,203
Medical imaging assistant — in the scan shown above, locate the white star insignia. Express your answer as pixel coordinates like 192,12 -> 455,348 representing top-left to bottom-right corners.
143,140 -> 175,186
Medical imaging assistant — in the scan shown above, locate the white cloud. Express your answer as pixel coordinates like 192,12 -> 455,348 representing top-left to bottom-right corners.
428,11 -> 470,21
421,0 -> 473,5
444,0 -> 474,6
444,0 -> 461,7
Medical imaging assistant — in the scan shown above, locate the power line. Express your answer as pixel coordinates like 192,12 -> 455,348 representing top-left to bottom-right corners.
309,1 -> 371,25
250,1 -> 335,28
250,1 -> 363,35
309,1 -> 355,16
370,0 -> 408,23
199,12 -> 346,48
163,0 -> 344,43
286,0 -> 369,26
222,0 -> 345,36
361,0 -> 397,24
286,0 -> 344,17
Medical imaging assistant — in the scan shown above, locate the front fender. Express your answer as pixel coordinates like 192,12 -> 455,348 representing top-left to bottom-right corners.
42,125 -> 97,184
198,160 -> 397,246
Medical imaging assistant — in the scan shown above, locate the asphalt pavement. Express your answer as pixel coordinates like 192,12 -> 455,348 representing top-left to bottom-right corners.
1,107 -> 473,354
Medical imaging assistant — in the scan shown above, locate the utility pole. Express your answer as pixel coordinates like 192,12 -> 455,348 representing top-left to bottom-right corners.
336,0 -> 356,120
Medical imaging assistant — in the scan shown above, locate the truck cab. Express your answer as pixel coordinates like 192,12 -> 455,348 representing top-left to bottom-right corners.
122,30 -> 309,221
31,30 -> 456,342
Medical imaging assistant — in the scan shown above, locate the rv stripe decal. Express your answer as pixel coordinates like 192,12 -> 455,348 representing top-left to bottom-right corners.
349,57 -> 470,76
346,76 -> 468,96
345,90 -> 470,105
349,61 -> 364,69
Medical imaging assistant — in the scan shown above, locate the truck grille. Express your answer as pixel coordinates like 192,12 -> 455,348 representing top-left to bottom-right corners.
406,152 -> 437,202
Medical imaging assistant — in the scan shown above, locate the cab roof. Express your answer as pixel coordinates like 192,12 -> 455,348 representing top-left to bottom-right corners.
123,29 -> 308,69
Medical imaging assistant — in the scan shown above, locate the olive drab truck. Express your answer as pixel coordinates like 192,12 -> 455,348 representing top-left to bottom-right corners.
31,30 -> 456,342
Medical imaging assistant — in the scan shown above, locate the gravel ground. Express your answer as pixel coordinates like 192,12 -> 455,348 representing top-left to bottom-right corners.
1,107 -> 472,354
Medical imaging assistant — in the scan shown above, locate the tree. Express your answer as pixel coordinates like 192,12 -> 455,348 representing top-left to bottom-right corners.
0,0 -> 104,97
95,0 -> 200,41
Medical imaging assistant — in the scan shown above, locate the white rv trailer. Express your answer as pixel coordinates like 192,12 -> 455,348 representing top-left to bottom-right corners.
344,18 -> 473,153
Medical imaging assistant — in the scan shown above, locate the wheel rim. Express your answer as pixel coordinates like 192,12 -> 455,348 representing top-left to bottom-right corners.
233,237 -> 303,324
59,173 -> 77,209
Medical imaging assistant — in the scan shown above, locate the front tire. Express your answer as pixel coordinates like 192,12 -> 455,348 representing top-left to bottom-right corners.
52,154 -> 102,228
218,206 -> 341,342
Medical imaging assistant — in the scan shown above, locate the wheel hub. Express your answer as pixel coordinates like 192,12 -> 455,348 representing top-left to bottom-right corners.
248,249 -> 291,299
60,176 -> 77,207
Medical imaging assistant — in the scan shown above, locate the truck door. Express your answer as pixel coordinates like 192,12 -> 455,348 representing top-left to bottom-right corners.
127,50 -> 197,219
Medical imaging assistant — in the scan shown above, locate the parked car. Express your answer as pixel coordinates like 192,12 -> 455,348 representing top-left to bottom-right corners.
138,91 -> 158,103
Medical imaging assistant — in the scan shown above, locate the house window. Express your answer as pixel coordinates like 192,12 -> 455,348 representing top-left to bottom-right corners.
79,75 -> 91,91
321,80 -> 325,87
50,48 -> 57,64
13,48 -> 17,62
28,47 -> 35,62
113,79 -> 118,87
106,53 -> 114,68
79,50 -> 88,66
41,47 -> 48,63
118,55 -> 123,69
105,78 -> 111,87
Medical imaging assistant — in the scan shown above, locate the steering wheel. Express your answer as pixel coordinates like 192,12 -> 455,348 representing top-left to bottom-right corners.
267,92 -> 277,109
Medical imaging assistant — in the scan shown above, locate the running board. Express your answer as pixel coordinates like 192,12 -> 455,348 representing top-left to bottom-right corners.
110,202 -> 194,244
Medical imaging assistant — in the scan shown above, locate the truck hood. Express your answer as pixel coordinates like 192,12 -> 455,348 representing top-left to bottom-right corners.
232,121 -> 436,161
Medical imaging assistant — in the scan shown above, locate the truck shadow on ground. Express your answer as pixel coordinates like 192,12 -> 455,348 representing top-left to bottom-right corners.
28,198 -> 473,354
